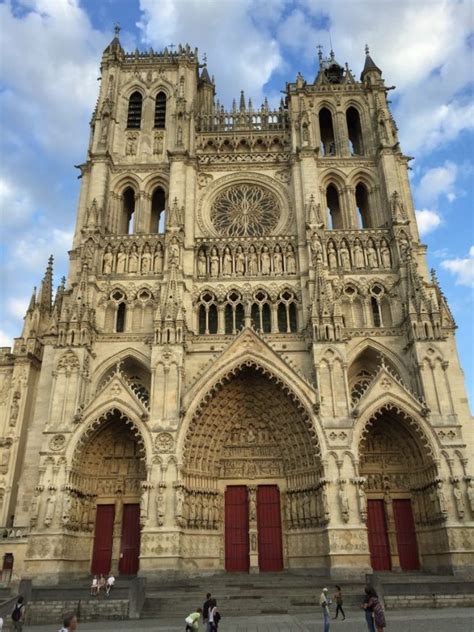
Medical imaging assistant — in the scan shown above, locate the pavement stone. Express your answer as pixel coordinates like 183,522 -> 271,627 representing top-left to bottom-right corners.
22,607 -> 474,632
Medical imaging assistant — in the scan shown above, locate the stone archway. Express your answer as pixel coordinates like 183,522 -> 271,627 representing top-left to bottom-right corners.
359,404 -> 441,572
70,409 -> 147,575
180,364 -> 325,572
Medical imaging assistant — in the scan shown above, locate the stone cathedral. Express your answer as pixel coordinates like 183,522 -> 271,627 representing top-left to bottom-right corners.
0,33 -> 473,583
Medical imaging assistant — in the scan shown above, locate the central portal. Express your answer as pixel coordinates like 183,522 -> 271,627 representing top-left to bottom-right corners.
224,484 -> 283,572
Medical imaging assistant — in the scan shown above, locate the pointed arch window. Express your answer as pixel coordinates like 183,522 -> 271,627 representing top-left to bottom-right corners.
355,183 -> 371,228
251,290 -> 272,333
127,91 -> 143,129
197,292 -> 218,335
319,107 -> 336,156
326,184 -> 343,229
154,92 -> 167,129
346,107 -> 364,155
151,186 -> 166,233
224,291 -> 244,334
122,187 -> 136,234
116,301 -> 126,333
277,290 -> 298,333
371,295 -> 382,327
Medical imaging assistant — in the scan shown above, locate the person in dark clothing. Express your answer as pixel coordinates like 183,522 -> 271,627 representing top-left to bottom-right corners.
202,593 -> 212,626
333,585 -> 345,620
362,587 -> 376,632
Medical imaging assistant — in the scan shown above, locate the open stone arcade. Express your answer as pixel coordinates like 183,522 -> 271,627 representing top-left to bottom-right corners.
0,35 -> 473,583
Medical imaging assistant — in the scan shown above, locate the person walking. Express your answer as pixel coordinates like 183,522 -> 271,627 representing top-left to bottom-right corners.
202,593 -> 212,628
362,587 -> 376,632
58,612 -> 78,631
208,599 -> 221,632
11,595 -> 25,631
364,589 -> 386,632
185,607 -> 202,631
333,585 -> 346,620
319,587 -> 330,632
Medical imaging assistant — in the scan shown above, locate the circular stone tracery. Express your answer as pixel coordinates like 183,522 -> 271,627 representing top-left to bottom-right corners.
210,184 -> 280,237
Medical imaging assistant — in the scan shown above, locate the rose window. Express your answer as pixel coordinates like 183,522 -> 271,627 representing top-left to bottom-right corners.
210,184 -> 280,237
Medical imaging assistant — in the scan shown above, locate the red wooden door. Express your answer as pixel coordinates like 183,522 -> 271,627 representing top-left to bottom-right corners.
367,499 -> 391,571
91,504 -> 115,575
119,504 -> 141,575
257,485 -> 283,572
225,486 -> 249,572
393,499 -> 420,571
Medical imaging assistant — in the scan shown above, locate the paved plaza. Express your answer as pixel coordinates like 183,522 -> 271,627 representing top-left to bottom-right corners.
24,608 -> 474,631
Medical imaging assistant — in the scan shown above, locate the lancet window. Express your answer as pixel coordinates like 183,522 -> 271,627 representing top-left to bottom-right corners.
151,186 -> 166,233
355,183 -> 371,228
121,187 -> 136,234
154,92 -> 167,129
127,91 -> 143,129
198,292 -> 218,335
346,107 -> 364,155
277,290 -> 298,333
224,291 -> 245,334
326,184 -> 343,229
251,290 -> 272,333
319,107 -> 336,156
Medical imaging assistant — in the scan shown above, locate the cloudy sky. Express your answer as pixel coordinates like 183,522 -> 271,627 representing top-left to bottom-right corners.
0,0 -> 473,406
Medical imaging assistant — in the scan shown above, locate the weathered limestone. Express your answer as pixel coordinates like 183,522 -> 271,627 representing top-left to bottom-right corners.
0,38 -> 473,583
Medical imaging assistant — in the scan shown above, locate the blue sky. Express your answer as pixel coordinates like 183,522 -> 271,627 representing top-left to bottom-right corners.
0,0 -> 473,408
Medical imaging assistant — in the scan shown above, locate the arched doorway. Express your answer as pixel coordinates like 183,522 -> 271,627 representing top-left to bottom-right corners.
359,405 -> 437,572
71,409 -> 146,576
182,365 -> 322,572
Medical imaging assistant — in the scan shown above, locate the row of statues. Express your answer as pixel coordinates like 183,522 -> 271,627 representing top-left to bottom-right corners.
175,487 -> 222,530
197,243 -> 297,277
285,485 -> 330,529
102,241 -> 172,275
310,233 -> 392,271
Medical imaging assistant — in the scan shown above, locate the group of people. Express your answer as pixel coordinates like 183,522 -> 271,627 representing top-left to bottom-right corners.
90,573 -> 115,597
185,592 -> 221,631
320,585 -> 386,631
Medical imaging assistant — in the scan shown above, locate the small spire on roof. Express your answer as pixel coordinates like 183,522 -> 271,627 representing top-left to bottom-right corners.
317,44 -> 323,67
365,43 -> 370,56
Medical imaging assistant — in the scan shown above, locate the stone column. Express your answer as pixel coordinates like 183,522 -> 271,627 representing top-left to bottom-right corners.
248,486 -> 259,573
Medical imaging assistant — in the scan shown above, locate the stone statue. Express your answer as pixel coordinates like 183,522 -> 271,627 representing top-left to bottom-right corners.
116,244 -> 127,273
222,246 -> 233,276
311,234 -> 323,263
30,489 -> 42,527
154,244 -> 164,273
357,482 -> 367,521
248,245 -> 258,276
9,393 -> 20,427
467,480 -> 474,515
366,240 -> 378,268
44,492 -> 56,527
452,479 -> 465,519
340,242 -> 351,271
197,249 -> 207,277
102,245 -> 114,274
273,244 -> 284,273
353,240 -> 365,269
126,134 -> 137,156
175,486 -> 185,527
176,125 -> 183,146
327,241 -> 337,269
437,480 -> 447,517
338,481 -> 350,523
210,247 -> 219,278
261,245 -> 271,275
235,246 -> 245,275
380,239 -> 391,268
141,244 -> 152,274
391,190 -> 407,222
286,244 -> 296,274
128,244 -> 139,273
153,132 -> 164,156
169,238 -> 180,266
248,489 -> 257,522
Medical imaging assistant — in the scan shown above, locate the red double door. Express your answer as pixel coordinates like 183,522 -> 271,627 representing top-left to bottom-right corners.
225,485 -> 283,572
367,499 -> 419,571
91,503 -> 141,576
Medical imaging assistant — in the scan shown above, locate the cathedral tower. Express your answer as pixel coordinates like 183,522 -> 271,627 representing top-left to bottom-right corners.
0,35 -> 473,581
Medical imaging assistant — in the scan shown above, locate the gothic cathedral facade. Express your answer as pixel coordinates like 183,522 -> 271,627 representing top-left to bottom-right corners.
0,35 -> 473,582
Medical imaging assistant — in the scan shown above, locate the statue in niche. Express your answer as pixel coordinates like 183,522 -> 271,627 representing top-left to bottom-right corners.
366,240 -> 378,269
467,480 -> 474,514
436,480 -> 447,517
126,134 -> 137,156
153,132 -> 164,156
9,392 -> 20,427
175,486 -> 185,527
261,245 -> 271,275
44,492 -> 56,527
338,480 -> 350,523
311,234 -> 323,263
273,244 -> 284,273
154,244 -> 164,273
197,249 -> 207,276
30,488 -> 42,527
102,245 -> 114,274
327,241 -> 337,269
210,247 -> 219,278
169,238 -> 180,266
141,244 -> 152,274
339,241 -> 351,271
100,113 -> 110,145
380,239 -> 391,268
128,244 -> 139,273
116,244 -> 127,273
235,246 -> 245,275
0,447 -> 10,473
248,490 -> 257,521
222,246 -> 233,276
247,245 -> 258,276
391,190 -> 407,222
176,125 -> 183,146
286,244 -> 296,274
353,240 -> 365,269
356,482 -> 367,521
452,479 -> 465,519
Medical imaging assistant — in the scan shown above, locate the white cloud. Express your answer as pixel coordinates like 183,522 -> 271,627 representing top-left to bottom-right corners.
0,330 -> 13,348
0,176 -> 34,227
137,0 -> 282,105
11,228 -> 73,273
416,161 -> 458,207
415,209 -> 442,236
7,298 -> 29,321
441,247 -> 474,288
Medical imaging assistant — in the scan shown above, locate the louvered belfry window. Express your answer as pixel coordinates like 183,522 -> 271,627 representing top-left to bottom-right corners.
154,92 -> 166,129
127,92 -> 143,129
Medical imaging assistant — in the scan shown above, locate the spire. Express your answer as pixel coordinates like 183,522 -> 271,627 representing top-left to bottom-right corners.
37,255 -> 54,312
103,23 -> 124,60
239,90 -> 246,112
27,287 -> 37,313
361,44 -> 382,81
